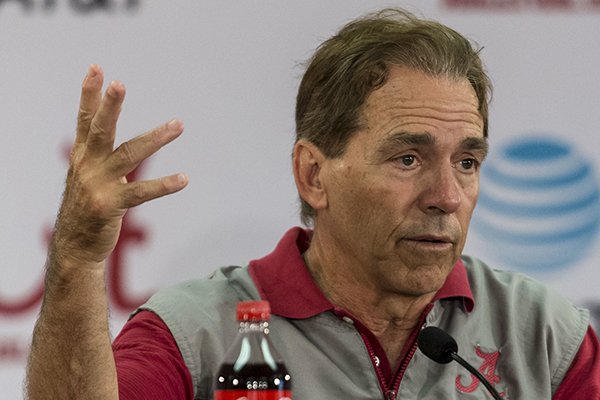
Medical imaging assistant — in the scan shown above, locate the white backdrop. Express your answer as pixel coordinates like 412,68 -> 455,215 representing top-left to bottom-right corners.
2,1 -> 600,398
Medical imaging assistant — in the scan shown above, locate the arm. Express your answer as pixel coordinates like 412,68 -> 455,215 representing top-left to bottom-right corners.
553,326 -> 600,399
25,65 -> 188,400
112,311 -> 194,400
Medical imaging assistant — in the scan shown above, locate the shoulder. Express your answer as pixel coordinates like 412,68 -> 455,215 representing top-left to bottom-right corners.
461,255 -> 587,323
460,255 -> 590,389
136,264 -> 261,359
142,265 -> 260,317
133,265 -> 262,397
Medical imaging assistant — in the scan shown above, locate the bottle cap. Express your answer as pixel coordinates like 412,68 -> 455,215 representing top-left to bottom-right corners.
237,301 -> 271,321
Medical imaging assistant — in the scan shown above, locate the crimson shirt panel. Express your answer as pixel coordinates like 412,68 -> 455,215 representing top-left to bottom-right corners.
113,310 -> 194,400
553,326 -> 600,399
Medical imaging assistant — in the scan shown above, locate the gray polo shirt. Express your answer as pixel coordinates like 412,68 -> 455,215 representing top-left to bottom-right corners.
139,228 -> 588,399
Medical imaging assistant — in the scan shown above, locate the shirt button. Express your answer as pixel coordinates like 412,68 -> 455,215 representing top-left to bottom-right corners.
341,316 -> 354,324
373,356 -> 380,367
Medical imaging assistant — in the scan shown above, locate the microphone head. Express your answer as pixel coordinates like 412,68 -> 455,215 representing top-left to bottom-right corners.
417,326 -> 458,364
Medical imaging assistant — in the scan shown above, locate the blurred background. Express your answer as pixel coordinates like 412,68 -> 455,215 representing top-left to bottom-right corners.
1,0 -> 599,397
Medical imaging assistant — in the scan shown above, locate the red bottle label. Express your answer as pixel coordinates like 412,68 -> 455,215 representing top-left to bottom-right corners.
214,390 -> 292,400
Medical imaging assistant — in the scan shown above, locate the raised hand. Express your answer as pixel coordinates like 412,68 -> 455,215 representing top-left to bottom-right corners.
26,65 -> 188,400
51,64 -> 188,268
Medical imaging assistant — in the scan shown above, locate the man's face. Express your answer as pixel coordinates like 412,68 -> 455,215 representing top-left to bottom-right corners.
318,66 -> 486,297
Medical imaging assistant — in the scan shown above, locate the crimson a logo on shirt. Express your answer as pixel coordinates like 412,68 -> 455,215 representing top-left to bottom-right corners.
456,346 -> 505,398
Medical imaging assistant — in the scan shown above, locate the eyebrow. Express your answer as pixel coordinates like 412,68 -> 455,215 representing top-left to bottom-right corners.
380,132 -> 436,149
461,136 -> 489,159
377,131 -> 489,158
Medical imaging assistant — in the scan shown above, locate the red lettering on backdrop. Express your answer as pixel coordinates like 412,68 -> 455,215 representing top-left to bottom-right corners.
0,339 -> 26,360
0,148 -> 152,316
0,282 -> 44,315
443,0 -> 577,8
443,0 -> 519,7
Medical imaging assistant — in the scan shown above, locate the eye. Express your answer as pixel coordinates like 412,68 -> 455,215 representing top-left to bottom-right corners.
456,158 -> 480,173
400,155 -> 416,166
391,154 -> 421,170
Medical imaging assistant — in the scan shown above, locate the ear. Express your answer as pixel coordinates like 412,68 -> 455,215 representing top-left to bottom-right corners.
292,140 -> 328,212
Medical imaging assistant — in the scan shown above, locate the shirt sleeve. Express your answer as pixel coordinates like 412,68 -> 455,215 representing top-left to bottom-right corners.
112,310 -> 194,400
553,325 -> 600,399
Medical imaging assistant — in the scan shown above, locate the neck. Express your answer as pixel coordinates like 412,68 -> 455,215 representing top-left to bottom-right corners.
304,230 -> 437,370
304,229 -> 436,337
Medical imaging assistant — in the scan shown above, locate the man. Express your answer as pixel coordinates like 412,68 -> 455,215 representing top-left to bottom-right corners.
26,8 -> 599,399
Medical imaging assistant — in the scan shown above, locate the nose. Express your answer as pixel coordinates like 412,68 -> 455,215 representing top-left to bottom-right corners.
418,164 -> 461,214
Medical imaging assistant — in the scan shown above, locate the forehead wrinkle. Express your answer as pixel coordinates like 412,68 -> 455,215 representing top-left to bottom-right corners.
367,86 -> 482,128
371,102 -> 482,128
400,105 -> 481,125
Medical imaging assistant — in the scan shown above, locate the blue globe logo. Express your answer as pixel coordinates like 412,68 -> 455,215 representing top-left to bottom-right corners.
471,134 -> 600,271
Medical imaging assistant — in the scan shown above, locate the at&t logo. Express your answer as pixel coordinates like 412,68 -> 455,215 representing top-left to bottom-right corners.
471,134 -> 600,272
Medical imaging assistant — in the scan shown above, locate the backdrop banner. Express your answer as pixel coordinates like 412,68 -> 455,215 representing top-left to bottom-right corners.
1,1 -> 599,397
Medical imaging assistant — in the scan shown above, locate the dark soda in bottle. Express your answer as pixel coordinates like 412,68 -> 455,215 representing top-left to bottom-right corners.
214,301 -> 292,400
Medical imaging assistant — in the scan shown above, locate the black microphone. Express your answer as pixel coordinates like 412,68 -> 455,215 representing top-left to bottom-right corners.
417,326 -> 503,400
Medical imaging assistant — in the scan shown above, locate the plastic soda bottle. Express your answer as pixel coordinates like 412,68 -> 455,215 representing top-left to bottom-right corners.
214,300 -> 292,400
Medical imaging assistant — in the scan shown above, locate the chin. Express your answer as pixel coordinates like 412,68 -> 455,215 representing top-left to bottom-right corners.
385,262 -> 451,297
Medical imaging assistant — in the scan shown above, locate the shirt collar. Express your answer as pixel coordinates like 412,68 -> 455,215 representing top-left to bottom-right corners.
248,227 -> 474,319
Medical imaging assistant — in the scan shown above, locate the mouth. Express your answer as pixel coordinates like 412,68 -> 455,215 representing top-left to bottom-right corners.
410,235 -> 453,243
402,235 -> 454,249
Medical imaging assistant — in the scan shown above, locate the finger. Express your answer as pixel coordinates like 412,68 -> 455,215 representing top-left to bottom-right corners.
119,173 -> 189,209
75,64 -> 104,146
85,80 -> 126,158
108,119 -> 184,177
